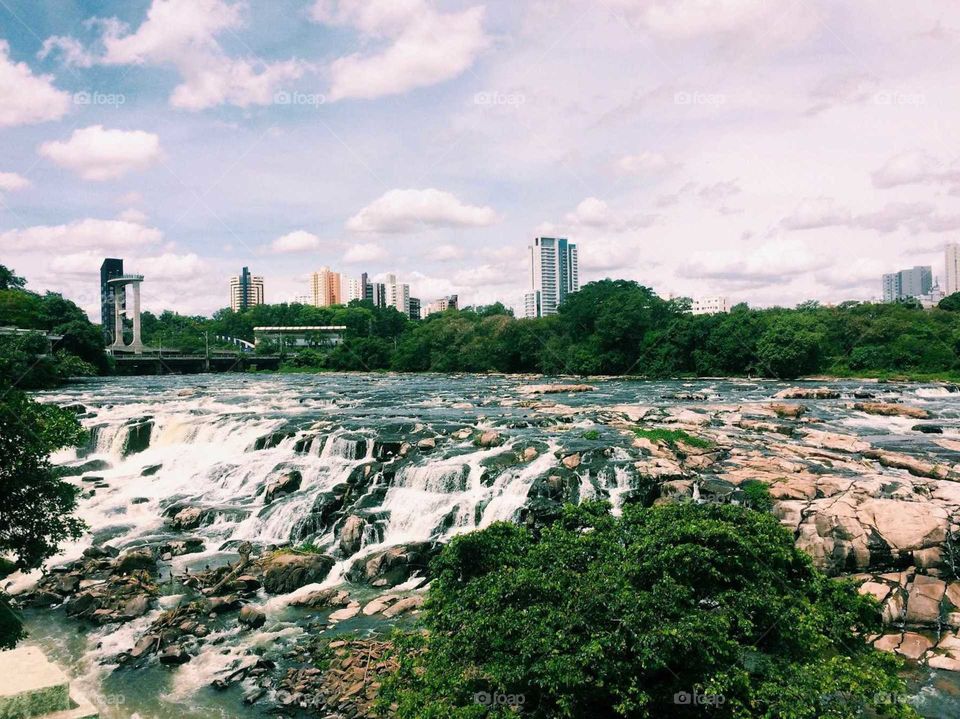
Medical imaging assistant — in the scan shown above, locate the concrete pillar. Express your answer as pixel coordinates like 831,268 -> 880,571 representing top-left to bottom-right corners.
130,281 -> 144,354
112,284 -> 126,349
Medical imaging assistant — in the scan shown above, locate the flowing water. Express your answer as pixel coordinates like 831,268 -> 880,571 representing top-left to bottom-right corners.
11,373 -> 960,717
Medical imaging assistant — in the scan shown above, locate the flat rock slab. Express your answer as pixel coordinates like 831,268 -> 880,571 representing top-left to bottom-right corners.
0,645 -> 98,718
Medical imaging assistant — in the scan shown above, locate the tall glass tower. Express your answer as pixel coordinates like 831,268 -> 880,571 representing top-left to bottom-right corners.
523,237 -> 579,317
100,257 -> 124,344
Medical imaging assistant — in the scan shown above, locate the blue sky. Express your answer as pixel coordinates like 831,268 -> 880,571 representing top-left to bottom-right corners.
1,0 -> 959,320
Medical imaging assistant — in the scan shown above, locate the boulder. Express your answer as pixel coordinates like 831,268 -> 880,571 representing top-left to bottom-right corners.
905,575 -> 946,625
521,447 -> 538,462
362,594 -> 400,616
209,595 -> 242,614
854,402 -> 931,419
260,552 -> 335,594
520,384 -> 595,394
289,588 -> 350,608
774,387 -> 841,400
114,548 -> 156,573
770,403 -> 806,418
122,420 -> 153,455
159,645 -> 191,665
863,449 -> 951,480
238,605 -> 266,629
382,595 -> 424,618
168,507 -> 206,531
339,515 -> 367,555
264,470 -> 302,504
897,632 -> 934,660
913,424 -> 944,434
123,595 -> 151,618
417,437 -> 436,451
561,453 -> 581,470
328,602 -> 361,622
476,431 -> 502,447
347,543 -> 434,588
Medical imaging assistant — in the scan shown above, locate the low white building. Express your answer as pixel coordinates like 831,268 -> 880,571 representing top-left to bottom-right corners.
691,296 -> 730,315
253,326 -> 346,349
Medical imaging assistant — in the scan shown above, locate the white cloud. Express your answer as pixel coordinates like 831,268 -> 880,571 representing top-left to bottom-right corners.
562,197 -> 657,232
0,40 -> 71,127
80,0 -> 305,110
781,197 -> 852,230
680,239 -> 831,284
342,242 -> 388,263
615,151 -> 674,174
432,243 -> 464,262
0,172 -> 30,192
38,35 -> 96,68
0,218 -> 163,251
39,125 -> 161,181
346,188 -> 498,233
269,230 -> 322,253
117,208 -> 148,224
871,150 -> 960,189
312,0 -> 489,101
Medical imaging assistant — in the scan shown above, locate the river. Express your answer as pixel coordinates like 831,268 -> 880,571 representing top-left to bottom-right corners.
11,373 -> 960,717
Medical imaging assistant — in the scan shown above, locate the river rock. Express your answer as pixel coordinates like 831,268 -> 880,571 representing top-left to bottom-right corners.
477,430 -> 502,447
897,632 -> 934,660
328,602 -> 361,622
238,605 -> 266,629
260,552 -> 335,594
562,453 -> 581,470
168,506 -> 206,531
382,595 -> 424,618
520,384 -> 596,394
521,446 -> 538,461
122,419 -> 153,455
770,403 -> 806,418
265,470 -> 302,504
417,437 -> 436,451
159,645 -> 191,665
123,595 -> 151,618
346,543 -> 434,588
906,575 -> 946,625
114,548 -> 156,573
774,387 -> 841,400
913,424 -> 944,434
362,594 -> 399,616
289,588 -> 349,608
854,402 -> 931,419
339,515 -> 366,555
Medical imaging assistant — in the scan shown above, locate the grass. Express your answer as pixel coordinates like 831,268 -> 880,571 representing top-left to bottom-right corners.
290,542 -> 326,555
582,429 -> 601,440
633,427 -> 714,450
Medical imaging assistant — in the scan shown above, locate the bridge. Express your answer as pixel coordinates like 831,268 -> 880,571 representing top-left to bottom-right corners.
112,349 -> 281,374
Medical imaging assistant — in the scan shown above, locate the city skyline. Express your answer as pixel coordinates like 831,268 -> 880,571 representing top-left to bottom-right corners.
1,1 -> 959,320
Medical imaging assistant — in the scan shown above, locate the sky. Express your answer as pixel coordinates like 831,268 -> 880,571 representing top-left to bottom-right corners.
1,0 -> 959,321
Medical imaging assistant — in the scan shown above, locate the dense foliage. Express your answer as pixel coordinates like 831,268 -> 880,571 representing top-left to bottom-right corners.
0,392 -> 86,648
146,279 -> 960,379
0,265 -> 108,389
382,502 -> 916,719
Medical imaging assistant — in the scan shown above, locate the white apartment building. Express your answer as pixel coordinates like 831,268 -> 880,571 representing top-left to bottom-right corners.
946,243 -> 959,297
385,273 -> 410,315
523,237 -> 579,318
691,296 -> 730,315
342,276 -> 365,303
229,267 -> 264,311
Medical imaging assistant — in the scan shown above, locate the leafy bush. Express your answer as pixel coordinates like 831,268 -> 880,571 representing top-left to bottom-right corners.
633,427 -> 714,449
381,502 -> 916,718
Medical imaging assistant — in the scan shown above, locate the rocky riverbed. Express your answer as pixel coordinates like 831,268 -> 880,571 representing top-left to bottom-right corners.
7,374 -> 960,717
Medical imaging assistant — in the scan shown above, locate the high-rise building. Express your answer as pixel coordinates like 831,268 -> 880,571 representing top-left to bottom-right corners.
361,272 -> 386,308
229,267 -> 264,311
385,273 -> 410,315
946,243 -> 960,297
523,237 -> 579,318
882,266 -> 932,303
409,297 -> 421,320
342,276 -> 365,303
311,267 -> 342,307
424,294 -> 459,316
100,257 -> 124,343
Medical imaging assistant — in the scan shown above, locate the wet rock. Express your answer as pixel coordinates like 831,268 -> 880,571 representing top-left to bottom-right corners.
208,595 -> 242,613
141,464 -> 162,476
122,420 -> 153,455
520,384 -> 596,394
906,575 -> 946,626
253,429 -> 296,451
382,595 -> 424,618
770,403 -> 806,418
417,437 -> 436,451
114,548 -> 156,573
476,430 -> 502,447
561,453 -> 581,470
291,486 -> 349,540
55,459 -> 110,478
123,595 -> 151,618
346,543 -> 434,588
774,387 -> 841,400
83,545 -> 119,559
129,634 -> 159,659
159,645 -> 191,665
521,446 -> 538,462
289,588 -> 349,608
264,470 -> 302,504
238,605 -> 266,629
854,402 -> 931,419
160,538 -> 205,557
362,594 -> 399,616
260,552 -> 335,594
373,439 -> 404,460
339,515 -> 367,555
913,424 -> 944,434
897,632 -> 934,660
863,449 -> 952,480
328,602 -> 361,622
167,506 -> 207,531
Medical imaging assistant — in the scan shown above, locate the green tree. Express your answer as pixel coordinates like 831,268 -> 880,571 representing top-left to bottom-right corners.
939,292 -> 960,312
383,502 -> 915,719
0,266 -> 26,291
756,317 -> 824,379
0,391 -> 87,648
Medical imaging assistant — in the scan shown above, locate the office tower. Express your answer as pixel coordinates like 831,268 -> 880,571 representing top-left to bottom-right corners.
523,237 -> 579,318
385,273 -> 410,315
229,267 -> 265,311
882,266 -> 932,302
947,243 -> 960,296
409,297 -> 421,320
424,294 -> 459,316
343,276 -> 365,303
311,266 -> 341,307
361,272 -> 386,308
100,257 -> 124,343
